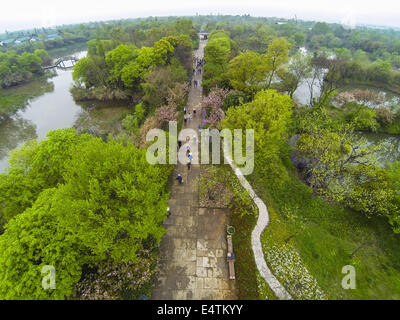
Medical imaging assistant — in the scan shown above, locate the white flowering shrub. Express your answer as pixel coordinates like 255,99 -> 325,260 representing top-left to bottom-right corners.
263,242 -> 327,300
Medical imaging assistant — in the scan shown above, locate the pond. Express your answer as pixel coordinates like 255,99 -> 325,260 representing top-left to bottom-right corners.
360,132 -> 400,166
290,49 -> 400,166
0,51 -> 131,172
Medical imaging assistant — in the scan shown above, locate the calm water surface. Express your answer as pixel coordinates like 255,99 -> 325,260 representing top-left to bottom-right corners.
0,52 -> 87,172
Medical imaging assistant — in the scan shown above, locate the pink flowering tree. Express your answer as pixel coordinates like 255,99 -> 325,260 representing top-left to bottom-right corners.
155,104 -> 179,129
203,87 -> 229,110
207,108 -> 226,125
202,87 -> 230,127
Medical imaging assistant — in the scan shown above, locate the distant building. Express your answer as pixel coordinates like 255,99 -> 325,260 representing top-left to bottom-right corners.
15,36 -> 30,45
46,34 -> 59,41
1,38 -> 16,46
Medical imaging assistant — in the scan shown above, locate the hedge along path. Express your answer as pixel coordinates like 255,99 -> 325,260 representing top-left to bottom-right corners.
224,154 -> 293,300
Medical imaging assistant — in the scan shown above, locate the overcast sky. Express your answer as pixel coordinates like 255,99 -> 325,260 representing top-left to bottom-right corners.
1,0 -> 400,33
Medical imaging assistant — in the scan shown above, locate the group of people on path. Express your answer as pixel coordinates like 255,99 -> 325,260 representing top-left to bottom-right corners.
178,107 -> 198,184
196,57 -> 204,68
183,106 -> 198,126
175,146 -> 193,185
176,50 -> 204,185
193,57 -> 204,88
193,67 -> 202,76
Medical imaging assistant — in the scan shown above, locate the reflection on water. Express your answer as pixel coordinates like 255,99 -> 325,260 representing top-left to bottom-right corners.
360,132 -> 400,166
0,116 -> 37,160
293,78 -> 322,106
0,52 -> 87,172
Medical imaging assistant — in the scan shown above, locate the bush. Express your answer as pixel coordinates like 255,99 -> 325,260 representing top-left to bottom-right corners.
344,102 -> 379,131
223,90 -> 248,111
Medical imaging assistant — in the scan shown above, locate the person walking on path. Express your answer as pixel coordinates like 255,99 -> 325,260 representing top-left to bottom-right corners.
184,107 -> 187,115
176,174 -> 183,184
187,159 -> 191,171
188,113 -> 191,123
188,152 -> 193,162
186,145 -> 190,155
167,207 -> 171,218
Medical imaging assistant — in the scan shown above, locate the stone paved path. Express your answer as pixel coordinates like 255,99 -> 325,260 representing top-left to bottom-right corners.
152,37 -> 237,300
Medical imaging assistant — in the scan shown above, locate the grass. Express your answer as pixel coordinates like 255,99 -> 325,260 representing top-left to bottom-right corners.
0,76 -> 54,117
229,192 -> 260,299
74,105 -> 132,135
248,155 -> 400,299
218,165 -> 277,300
324,103 -> 400,135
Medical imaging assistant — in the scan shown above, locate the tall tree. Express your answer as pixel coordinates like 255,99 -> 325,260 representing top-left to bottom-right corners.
227,51 -> 268,97
264,37 -> 290,88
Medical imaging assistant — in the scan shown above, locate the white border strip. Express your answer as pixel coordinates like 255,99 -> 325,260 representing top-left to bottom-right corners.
225,155 -> 293,300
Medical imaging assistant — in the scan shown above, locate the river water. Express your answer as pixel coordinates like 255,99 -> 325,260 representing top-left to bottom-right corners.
0,52 -> 87,172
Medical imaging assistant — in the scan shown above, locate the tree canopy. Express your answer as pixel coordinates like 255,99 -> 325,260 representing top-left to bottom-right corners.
0,129 -> 173,299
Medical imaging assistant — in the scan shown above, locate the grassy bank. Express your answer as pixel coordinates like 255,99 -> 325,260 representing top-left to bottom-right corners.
74,104 -> 132,136
248,154 -> 400,299
340,81 -> 400,97
217,165 -> 277,300
47,41 -> 88,59
0,76 -> 54,117
324,103 -> 400,135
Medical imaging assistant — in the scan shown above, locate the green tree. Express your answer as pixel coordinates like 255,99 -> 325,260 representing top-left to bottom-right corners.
353,49 -> 370,65
311,22 -> 332,35
105,44 -> 139,88
109,26 -> 130,45
335,48 -> 352,61
227,51 -> 268,97
18,52 -> 42,74
0,129 -> 173,299
223,89 -> 293,177
203,31 -> 232,93
153,38 -> 174,65
142,60 -> 187,107
293,32 -> 306,47
264,37 -> 290,88
367,59 -> 392,84
294,118 -> 397,217
0,129 -> 88,225
34,49 -> 50,65
279,51 -> 312,98
345,103 -> 379,131
72,56 -> 108,88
